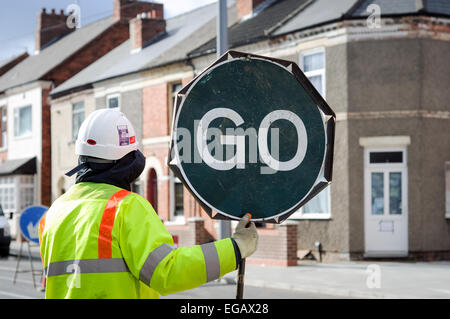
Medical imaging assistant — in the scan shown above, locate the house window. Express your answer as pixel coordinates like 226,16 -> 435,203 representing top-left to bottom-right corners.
301,49 -> 326,98
107,93 -> 120,109
19,175 -> 34,211
0,106 -> 6,148
72,101 -> 85,140
290,49 -> 329,220
0,177 -> 15,213
174,179 -> 184,218
168,174 -> 184,224
168,82 -> 182,133
14,105 -> 32,137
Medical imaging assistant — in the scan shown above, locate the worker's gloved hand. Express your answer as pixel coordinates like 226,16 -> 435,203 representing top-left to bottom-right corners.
232,214 -> 258,259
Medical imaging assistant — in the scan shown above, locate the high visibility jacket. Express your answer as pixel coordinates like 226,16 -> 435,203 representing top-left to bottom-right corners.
39,182 -> 237,299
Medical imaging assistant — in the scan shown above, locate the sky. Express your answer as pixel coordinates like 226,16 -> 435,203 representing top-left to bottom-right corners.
0,0 -> 217,61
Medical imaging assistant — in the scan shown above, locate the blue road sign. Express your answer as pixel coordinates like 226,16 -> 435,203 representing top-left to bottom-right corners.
19,206 -> 47,244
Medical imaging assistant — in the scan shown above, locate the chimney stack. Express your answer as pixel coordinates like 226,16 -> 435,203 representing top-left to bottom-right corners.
130,10 -> 166,52
113,0 -> 163,22
35,8 -> 73,52
237,0 -> 267,20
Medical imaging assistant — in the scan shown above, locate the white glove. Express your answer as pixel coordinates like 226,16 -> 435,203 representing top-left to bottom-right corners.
232,214 -> 258,259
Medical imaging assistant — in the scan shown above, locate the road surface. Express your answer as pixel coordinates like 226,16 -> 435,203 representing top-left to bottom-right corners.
0,256 -> 342,299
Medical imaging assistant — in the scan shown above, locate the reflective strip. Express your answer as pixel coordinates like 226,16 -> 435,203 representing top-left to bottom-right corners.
201,242 -> 220,282
98,189 -> 131,259
45,258 -> 129,277
139,243 -> 175,285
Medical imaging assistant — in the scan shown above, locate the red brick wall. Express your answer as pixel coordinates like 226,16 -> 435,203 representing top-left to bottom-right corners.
247,222 -> 298,266
130,17 -> 166,50
167,217 -> 214,247
142,83 -> 169,138
41,88 -> 52,206
42,21 -> 130,86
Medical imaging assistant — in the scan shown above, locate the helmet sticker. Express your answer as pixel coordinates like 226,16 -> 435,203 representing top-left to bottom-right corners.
130,136 -> 136,144
117,125 -> 129,146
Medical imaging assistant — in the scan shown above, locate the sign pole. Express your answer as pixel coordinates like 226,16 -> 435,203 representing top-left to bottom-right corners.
168,50 -> 336,300
216,0 -> 231,240
236,213 -> 251,299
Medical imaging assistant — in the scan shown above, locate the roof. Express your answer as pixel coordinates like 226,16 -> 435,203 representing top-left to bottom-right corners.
273,0 -> 357,36
0,52 -> 29,77
191,0 -> 450,56
51,0 -> 450,97
0,157 -> 36,176
51,2 -> 236,97
0,16 -> 116,93
348,0 -> 450,17
190,0 -> 311,57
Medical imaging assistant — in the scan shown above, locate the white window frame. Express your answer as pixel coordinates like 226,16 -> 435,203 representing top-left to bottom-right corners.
290,185 -> 331,220
289,48 -> 329,220
168,81 -> 182,132
13,105 -> 32,139
167,173 -> 185,225
0,105 -> 6,150
71,101 -> 85,141
107,93 -> 121,110
299,47 -> 326,99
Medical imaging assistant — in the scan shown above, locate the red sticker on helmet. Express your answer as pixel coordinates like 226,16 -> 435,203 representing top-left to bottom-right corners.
87,139 -> 96,145
130,136 -> 136,144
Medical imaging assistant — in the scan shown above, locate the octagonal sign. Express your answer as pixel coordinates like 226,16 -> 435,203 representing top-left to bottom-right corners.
168,50 -> 335,223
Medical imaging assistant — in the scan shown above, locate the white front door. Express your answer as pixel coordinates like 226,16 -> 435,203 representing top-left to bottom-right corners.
364,148 -> 408,257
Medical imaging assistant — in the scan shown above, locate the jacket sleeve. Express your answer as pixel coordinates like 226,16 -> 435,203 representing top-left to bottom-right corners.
118,194 -> 238,296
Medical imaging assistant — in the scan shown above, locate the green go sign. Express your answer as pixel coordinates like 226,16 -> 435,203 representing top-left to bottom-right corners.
168,51 -> 335,223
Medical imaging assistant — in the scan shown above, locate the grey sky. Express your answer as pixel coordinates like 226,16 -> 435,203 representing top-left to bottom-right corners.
0,0 -> 216,61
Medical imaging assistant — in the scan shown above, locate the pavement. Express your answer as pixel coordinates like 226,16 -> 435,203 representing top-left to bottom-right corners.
9,240 -> 450,299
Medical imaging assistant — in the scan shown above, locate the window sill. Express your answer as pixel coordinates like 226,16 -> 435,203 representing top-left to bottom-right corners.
13,134 -> 32,141
165,217 -> 186,226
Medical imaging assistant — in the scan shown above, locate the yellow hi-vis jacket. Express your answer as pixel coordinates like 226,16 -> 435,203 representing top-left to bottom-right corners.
39,182 -> 237,299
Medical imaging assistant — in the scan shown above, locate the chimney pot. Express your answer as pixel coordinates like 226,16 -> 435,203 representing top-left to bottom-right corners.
130,13 -> 166,51
114,0 -> 164,22
60,9 -> 64,15
237,0 -> 267,20
36,8 -> 73,51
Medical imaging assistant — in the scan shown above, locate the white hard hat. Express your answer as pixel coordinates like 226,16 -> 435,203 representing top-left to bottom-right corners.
75,108 -> 138,160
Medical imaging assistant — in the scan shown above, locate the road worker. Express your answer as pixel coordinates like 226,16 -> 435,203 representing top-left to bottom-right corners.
39,108 -> 258,299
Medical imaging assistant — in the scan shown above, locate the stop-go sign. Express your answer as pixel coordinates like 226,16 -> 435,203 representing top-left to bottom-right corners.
168,50 -> 335,223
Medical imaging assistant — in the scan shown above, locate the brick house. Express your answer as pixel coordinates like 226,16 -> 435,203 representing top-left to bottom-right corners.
189,0 -> 450,262
49,1 -> 238,247
49,0 -> 450,265
0,0 -> 159,238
